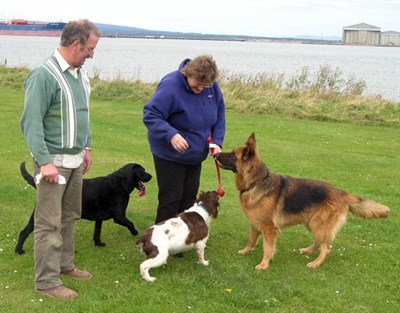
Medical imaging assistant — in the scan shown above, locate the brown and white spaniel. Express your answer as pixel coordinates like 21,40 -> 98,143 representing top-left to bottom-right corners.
137,191 -> 219,282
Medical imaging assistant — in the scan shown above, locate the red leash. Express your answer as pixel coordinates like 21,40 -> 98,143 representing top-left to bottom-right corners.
208,137 -> 225,197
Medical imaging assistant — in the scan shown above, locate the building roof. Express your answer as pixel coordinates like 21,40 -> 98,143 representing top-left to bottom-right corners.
381,30 -> 400,35
343,23 -> 381,31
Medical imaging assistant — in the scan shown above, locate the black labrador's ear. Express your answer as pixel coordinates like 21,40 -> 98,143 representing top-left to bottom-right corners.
136,165 -> 152,182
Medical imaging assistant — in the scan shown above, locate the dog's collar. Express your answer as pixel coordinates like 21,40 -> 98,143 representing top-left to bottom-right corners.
196,202 -> 206,211
240,173 -> 269,195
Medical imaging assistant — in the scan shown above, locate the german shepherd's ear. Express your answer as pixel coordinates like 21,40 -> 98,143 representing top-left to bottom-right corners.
242,133 -> 256,160
248,133 -> 256,143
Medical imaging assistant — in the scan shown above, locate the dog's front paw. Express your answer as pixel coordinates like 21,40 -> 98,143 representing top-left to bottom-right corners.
95,241 -> 106,247
255,261 -> 270,270
198,260 -> 209,266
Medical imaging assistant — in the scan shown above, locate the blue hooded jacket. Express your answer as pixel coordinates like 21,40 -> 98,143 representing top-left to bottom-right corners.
143,59 -> 226,165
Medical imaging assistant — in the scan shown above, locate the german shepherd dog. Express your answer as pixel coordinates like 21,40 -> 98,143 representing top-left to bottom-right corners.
215,133 -> 390,269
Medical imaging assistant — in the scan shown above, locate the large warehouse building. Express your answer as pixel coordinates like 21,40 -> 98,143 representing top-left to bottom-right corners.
343,23 -> 400,46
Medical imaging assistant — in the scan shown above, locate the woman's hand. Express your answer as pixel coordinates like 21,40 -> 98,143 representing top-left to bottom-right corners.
209,144 -> 221,156
171,133 -> 189,153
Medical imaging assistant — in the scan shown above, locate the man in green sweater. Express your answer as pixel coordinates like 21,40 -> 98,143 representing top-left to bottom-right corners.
20,19 -> 101,300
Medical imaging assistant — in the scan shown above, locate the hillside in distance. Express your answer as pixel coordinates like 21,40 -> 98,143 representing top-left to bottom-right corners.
96,23 -> 341,42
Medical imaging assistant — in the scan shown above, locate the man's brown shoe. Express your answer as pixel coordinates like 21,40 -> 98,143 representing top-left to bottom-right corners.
61,268 -> 92,280
36,286 -> 78,300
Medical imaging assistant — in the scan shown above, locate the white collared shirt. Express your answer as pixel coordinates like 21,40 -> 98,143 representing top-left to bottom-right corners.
54,48 -> 80,78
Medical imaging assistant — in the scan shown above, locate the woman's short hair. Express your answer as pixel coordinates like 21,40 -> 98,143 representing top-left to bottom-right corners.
180,55 -> 219,84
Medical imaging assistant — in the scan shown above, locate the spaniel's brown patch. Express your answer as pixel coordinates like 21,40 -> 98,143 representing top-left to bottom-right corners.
180,212 -> 208,245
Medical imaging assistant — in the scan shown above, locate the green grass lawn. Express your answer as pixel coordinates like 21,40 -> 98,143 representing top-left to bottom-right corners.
0,85 -> 399,313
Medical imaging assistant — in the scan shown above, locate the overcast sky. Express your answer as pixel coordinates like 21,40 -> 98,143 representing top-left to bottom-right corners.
1,0 -> 399,38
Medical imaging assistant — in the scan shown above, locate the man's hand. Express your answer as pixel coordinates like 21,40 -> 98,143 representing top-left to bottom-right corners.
83,149 -> 92,174
40,163 -> 59,183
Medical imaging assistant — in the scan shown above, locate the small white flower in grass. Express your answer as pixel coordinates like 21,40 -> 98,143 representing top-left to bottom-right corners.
335,290 -> 340,294
31,299 -> 35,302
39,299 -> 44,302
0,248 -> 3,253
115,281 -> 119,284
5,286 -> 10,289
14,270 -> 17,273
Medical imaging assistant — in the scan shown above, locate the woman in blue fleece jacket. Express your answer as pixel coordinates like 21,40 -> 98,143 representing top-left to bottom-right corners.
143,55 -> 226,224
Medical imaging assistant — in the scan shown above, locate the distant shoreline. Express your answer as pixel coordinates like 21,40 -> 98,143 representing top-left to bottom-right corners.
98,34 -> 400,48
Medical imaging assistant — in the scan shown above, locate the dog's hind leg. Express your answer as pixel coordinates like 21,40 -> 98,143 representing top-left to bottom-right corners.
239,224 -> 260,255
15,210 -> 35,255
303,211 -> 346,268
256,224 -> 278,270
140,251 -> 169,282
306,243 -> 331,268
93,221 -> 106,247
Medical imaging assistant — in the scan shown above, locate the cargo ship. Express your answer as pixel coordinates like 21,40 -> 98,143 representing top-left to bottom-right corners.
0,19 -> 66,37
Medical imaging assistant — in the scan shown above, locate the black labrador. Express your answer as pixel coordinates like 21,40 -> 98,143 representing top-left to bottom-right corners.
15,162 -> 152,254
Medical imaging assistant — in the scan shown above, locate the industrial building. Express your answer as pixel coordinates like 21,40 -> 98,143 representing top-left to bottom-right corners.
342,23 -> 400,46
380,31 -> 400,46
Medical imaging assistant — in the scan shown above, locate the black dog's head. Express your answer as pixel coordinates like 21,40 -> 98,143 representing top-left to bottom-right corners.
113,163 -> 152,194
196,191 -> 219,218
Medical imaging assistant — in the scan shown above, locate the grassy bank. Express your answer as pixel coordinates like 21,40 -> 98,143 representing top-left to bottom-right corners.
0,66 -> 399,312
1,65 -> 399,126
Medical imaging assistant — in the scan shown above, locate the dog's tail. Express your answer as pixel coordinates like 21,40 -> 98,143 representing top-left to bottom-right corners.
347,194 -> 390,219
136,237 -> 146,256
20,162 -> 36,189
136,228 -> 157,258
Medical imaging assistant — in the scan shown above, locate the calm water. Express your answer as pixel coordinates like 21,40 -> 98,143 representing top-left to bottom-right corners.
1,35 -> 399,101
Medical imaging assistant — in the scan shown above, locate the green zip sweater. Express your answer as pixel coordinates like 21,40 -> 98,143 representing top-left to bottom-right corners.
20,55 -> 92,166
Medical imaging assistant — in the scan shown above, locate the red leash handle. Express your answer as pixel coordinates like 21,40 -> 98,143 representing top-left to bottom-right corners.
208,137 -> 225,197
